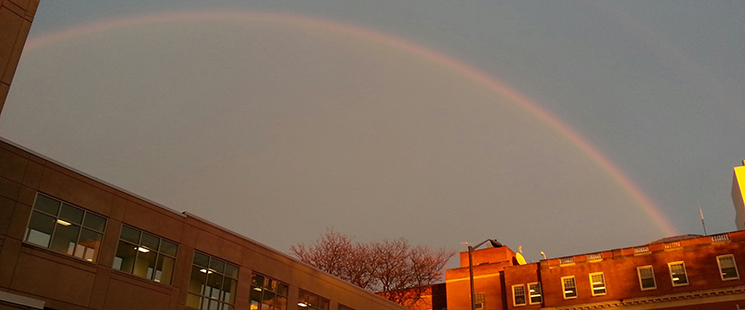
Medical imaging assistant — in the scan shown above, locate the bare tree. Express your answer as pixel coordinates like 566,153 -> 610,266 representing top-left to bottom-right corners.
291,230 -> 453,308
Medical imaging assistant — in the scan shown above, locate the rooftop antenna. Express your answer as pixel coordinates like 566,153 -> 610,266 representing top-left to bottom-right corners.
699,200 -> 707,236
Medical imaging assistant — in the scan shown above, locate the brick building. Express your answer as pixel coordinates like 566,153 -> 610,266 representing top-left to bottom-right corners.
445,231 -> 745,310
0,139 -> 411,310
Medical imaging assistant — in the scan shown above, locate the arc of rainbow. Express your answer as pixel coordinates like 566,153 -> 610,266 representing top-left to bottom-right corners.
24,9 -> 679,237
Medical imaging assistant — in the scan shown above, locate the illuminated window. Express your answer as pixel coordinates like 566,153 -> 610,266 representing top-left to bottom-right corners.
249,273 -> 288,310
298,290 -> 329,310
528,282 -> 542,304
562,276 -> 577,299
186,252 -> 239,310
112,225 -> 178,285
512,284 -> 526,306
589,272 -> 606,296
24,193 -> 107,262
717,255 -> 739,280
637,266 -> 656,290
668,261 -> 688,286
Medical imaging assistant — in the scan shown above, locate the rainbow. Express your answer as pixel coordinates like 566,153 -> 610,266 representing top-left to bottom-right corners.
25,9 -> 679,237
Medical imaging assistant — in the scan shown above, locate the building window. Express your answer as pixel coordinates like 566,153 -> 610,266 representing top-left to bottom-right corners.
24,193 -> 107,262
250,273 -> 288,310
562,276 -> 577,299
528,282 -> 542,305
512,284 -> 526,306
112,225 -> 178,285
338,305 -> 355,310
668,261 -> 688,286
297,290 -> 329,310
474,292 -> 485,310
717,255 -> 739,280
187,252 -> 239,310
589,272 -> 606,296
637,266 -> 656,290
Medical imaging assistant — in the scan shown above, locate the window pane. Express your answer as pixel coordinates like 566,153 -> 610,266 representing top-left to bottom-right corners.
250,289 -> 262,306
49,223 -> 80,255
76,228 -> 103,262
59,203 -> 84,225
34,195 -> 60,215
308,294 -> 319,307
194,252 -> 210,268
160,239 -> 178,257
140,232 -> 160,252
262,291 -> 276,310
252,274 -> 265,287
205,274 -> 224,299
189,266 -> 208,294
720,256 -> 736,268
224,263 -> 239,279
641,278 -> 655,288
264,278 -> 276,290
298,290 -> 309,303
209,258 -> 225,274
639,267 -> 653,278
277,283 -> 288,296
221,278 -> 237,304
529,283 -> 542,304
319,299 -> 329,310
83,213 -> 106,232
25,211 -> 55,247
276,296 -> 287,310
156,255 -> 176,285
120,225 -> 141,243
134,249 -> 157,279
114,240 -> 137,273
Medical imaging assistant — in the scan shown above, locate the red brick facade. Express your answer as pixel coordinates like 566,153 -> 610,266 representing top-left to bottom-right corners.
446,233 -> 745,310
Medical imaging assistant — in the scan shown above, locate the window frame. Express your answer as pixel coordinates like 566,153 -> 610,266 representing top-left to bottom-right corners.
561,276 -> 577,299
512,284 -> 526,306
528,282 -> 542,305
589,272 -> 606,296
637,265 -> 657,290
668,261 -> 689,287
112,225 -> 179,285
24,193 -> 107,263
717,254 -> 740,281
187,252 -> 239,310
250,272 -> 289,310
297,290 -> 329,310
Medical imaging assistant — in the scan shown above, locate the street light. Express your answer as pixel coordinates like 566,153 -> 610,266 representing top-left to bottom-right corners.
468,239 -> 503,310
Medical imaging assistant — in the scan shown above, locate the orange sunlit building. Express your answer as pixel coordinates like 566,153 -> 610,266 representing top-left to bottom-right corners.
442,162 -> 745,310
446,232 -> 745,310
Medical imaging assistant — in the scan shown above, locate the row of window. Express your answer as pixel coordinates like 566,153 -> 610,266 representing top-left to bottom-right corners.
511,256 -> 740,306
511,282 -> 542,306
23,193 -> 354,310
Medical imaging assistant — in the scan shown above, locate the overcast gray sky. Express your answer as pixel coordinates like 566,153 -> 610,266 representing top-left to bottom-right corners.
1,1 -> 744,265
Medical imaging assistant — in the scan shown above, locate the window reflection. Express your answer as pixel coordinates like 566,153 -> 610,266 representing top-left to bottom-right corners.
24,193 -> 106,262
